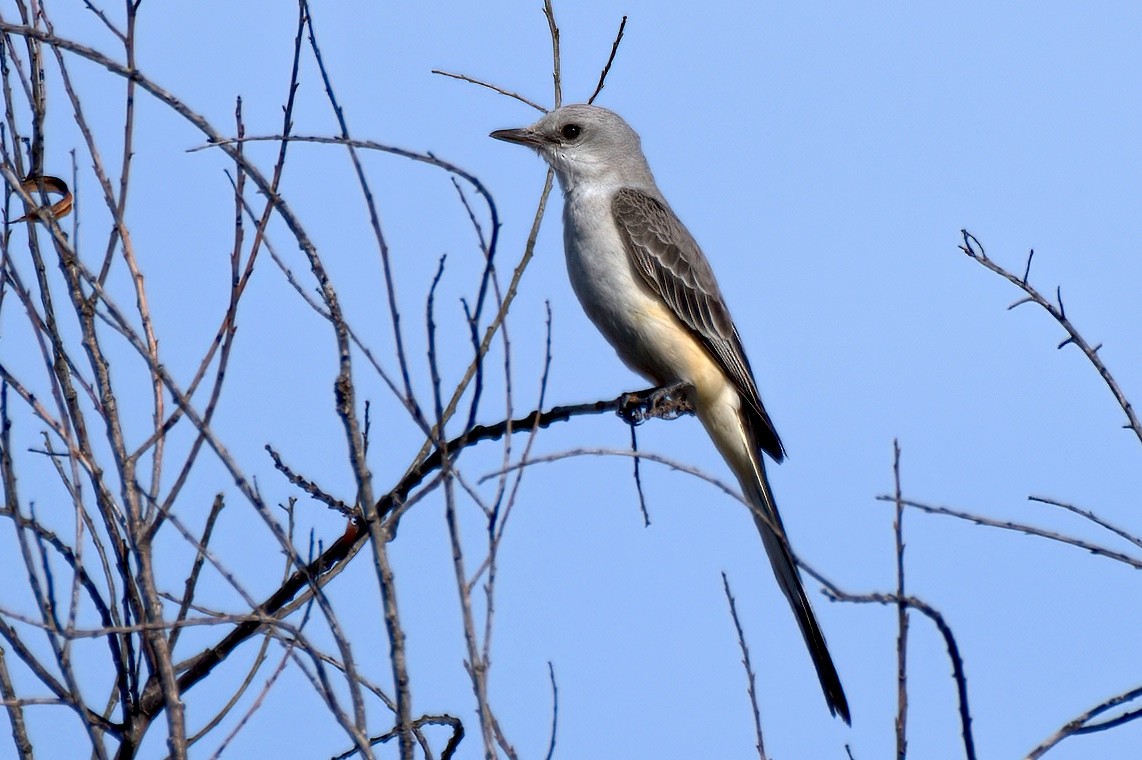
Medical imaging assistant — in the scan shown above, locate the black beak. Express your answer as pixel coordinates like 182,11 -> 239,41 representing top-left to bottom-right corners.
490,127 -> 543,146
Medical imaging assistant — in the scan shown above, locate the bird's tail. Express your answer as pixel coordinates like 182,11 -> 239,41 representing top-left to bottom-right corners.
694,384 -> 849,722
742,450 -> 851,724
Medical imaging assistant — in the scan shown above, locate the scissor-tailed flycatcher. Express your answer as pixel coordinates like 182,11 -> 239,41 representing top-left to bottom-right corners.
491,104 -> 849,723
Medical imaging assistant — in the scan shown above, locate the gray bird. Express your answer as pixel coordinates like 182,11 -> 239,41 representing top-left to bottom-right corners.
492,104 -> 849,723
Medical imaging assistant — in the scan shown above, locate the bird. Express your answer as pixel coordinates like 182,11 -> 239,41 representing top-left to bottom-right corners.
491,104 -> 850,723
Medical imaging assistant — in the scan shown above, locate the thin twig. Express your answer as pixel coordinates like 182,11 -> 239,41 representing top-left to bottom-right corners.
0,387 -> 34,760
305,1 -> 421,435
543,662 -> 558,760
333,714 -> 465,760
722,572 -> 766,760
959,230 -> 1141,445
0,642 -> 33,759
893,441 -> 908,760
819,583 -> 976,760
169,494 -> 225,653
629,423 -> 651,526
430,70 -> 545,113
266,445 -> 354,517
588,16 -> 627,104
427,252 -> 505,759
879,496 -> 1142,570
148,2 -> 308,528
543,0 -> 561,108
1027,495 -> 1142,552
1025,684 -> 1142,759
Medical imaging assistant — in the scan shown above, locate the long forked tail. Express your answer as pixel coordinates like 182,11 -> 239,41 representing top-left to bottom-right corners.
745,457 -> 851,724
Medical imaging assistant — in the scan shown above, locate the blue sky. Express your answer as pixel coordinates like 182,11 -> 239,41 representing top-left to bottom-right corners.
5,2 -> 1142,758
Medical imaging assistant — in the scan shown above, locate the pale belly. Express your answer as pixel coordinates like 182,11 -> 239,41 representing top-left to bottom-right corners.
562,194 -> 725,397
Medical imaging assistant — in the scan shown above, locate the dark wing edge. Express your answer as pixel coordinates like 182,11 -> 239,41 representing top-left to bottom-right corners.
611,187 -> 786,462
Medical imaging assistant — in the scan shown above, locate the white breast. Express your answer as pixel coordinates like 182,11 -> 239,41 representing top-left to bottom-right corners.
561,187 -> 721,391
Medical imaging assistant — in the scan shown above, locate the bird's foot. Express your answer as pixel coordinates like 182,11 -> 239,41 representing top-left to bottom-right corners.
617,382 -> 695,425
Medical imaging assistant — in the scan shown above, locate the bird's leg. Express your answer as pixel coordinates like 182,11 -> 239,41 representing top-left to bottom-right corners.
617,382 -> 695,425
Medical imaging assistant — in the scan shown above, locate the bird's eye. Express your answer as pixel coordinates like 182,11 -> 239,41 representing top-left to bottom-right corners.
561,124 -> 582,140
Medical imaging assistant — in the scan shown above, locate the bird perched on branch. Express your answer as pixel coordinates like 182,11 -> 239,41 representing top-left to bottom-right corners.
492,104 -> 849,723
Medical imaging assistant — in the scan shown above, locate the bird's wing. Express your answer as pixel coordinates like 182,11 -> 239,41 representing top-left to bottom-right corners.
611,187 -> 785,462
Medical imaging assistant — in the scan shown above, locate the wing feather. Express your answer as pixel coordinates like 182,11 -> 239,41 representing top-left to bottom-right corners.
612,187 -> 785,462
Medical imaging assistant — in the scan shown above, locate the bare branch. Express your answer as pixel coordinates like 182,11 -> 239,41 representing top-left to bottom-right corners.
628,424 -> 651,526
1028,495 -> 1142,551
266,445 -> 354,518
819,583 -> 977,760
430,70 -> 546,113
588,15 -> 627,105
959,230 -> 1141,445
543,0 -> 561,107
544,662 -> 558,760
1026,685 -> 1142,759
722,573 -> 767,760
893,441 -> 908,760
0,642 -> 33,759
880,496 -> 1142,570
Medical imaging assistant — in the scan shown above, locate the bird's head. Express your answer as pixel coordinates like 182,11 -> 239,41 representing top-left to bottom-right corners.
491,104 -> 653,194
